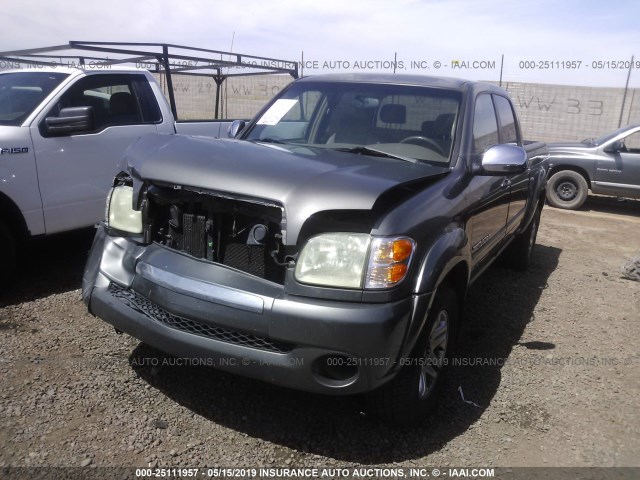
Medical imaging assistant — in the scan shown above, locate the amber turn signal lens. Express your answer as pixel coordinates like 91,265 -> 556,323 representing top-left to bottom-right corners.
373,238 -> 414,264
365,236 -> 415,289
387,263 -> 408,283
393,239 -> 413,262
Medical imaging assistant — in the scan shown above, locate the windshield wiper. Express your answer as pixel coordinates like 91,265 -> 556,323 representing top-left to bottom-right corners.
254,137 -> 287,145
333,145 -> 418,164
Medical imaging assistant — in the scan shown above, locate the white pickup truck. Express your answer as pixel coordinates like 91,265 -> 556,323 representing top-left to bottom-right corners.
0,41 -> 297,284
0,66 -> 237,281
0,41 -> 298,284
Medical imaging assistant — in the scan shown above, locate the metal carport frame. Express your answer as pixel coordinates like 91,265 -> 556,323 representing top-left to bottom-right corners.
0,41 -> 299,120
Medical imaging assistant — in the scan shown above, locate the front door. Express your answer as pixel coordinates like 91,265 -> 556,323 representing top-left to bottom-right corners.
594,128 -> 640,199
29,73 -> 162,234
467,93 -> 511,266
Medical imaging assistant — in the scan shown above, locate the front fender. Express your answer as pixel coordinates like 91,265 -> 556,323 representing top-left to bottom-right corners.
414,227 -> 469,295
516,162 -> 548,235
393,228 -> 470,365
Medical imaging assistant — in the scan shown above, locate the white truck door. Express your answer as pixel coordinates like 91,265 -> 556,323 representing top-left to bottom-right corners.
29,73 -> 163,234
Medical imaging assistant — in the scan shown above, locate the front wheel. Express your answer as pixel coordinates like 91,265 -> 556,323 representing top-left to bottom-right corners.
366,286 -> 459,425
546,170 -> 588,210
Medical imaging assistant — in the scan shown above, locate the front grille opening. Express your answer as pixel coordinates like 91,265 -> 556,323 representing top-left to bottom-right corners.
109,283 -> 294,354
144,187 -> 288,284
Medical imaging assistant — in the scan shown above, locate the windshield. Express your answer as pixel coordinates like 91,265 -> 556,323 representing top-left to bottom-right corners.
243,81 -> 462,165
0,72 -> 70,126
589,126 -> 635,146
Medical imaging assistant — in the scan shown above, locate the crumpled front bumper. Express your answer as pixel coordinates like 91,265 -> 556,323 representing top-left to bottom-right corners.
82,225 -> 430,394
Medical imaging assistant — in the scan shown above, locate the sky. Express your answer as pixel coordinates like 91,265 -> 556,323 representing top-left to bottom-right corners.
2,0 -> 640,87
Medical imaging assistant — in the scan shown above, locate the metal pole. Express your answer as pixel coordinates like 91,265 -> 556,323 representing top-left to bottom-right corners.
161,45 -> 178,121
214,75 -> 223,120
301,50 -> 304,78
618,55 -> 634,128
394,52 -> 397,74
499,54 -> 504,87
626,89 -> 636,125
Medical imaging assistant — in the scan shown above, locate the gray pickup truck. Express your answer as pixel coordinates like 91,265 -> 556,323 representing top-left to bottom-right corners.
82,73 -> 548,424
546,124 -> 640,209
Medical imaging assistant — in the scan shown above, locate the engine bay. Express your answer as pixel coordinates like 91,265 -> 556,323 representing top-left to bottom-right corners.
143,185 -> 288,284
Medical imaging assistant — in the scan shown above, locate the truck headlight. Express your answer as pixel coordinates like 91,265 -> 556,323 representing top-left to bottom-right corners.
295,233 -> 370,288
106,185 -> 143,234
295,233 -> 415,289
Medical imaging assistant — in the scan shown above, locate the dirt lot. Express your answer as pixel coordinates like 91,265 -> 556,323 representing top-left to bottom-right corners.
0,196 -> 639,469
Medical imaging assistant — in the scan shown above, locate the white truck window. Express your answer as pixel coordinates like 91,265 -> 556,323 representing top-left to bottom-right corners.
43,74 -> 161,135
0,72 -> 69,126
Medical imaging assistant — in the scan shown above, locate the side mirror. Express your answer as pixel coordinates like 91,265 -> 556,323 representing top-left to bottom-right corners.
227,119 -> 246,138
604,139 -> 623,153
45,106 -> 95,136
479,144 -> 528,175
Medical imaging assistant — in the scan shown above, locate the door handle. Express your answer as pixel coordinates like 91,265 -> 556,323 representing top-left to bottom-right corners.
501,178 -> 512,188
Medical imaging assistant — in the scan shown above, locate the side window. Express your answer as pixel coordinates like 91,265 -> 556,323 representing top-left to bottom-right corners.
622,131 -> 640,154
473,94 -> 499,154
493,95 -> 519,144
132,77 -> 162,123
43,74 -> 159,135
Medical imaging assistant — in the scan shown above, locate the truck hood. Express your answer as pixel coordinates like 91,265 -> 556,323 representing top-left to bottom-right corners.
547,142 -> 597,159
123,134 -> 449,244
547,142 -> 588,149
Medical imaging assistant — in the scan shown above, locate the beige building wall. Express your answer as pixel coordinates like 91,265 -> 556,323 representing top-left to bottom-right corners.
153,73 -> 293,121
154,73 -> 639,143
499,82 -> 639,142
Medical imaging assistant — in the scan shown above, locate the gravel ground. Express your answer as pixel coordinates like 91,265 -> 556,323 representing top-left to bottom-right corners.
1,196 -> 639,469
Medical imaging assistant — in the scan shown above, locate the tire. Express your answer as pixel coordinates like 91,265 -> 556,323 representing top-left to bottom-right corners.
366,286 -> 459,426
546,170 -> 588,210
0,221 -> 17,287
504,207 -> 541,272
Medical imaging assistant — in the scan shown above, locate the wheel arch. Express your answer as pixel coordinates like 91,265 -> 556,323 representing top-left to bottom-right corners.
0,192 -> 29,239
414,227 -> 469,295
548,163 -> 592,189
439,261 -> 469,313
400,229 -> 470,363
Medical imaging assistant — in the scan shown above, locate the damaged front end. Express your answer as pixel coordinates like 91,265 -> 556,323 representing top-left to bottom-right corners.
80,126 -> 450,395
81,169 -> 419,394
142,184 -> 291,285
96,168 -> 296,285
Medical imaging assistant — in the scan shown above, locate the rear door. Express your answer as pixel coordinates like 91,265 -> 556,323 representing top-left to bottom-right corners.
29,73 -> 163,234
494,94 -> 530,234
